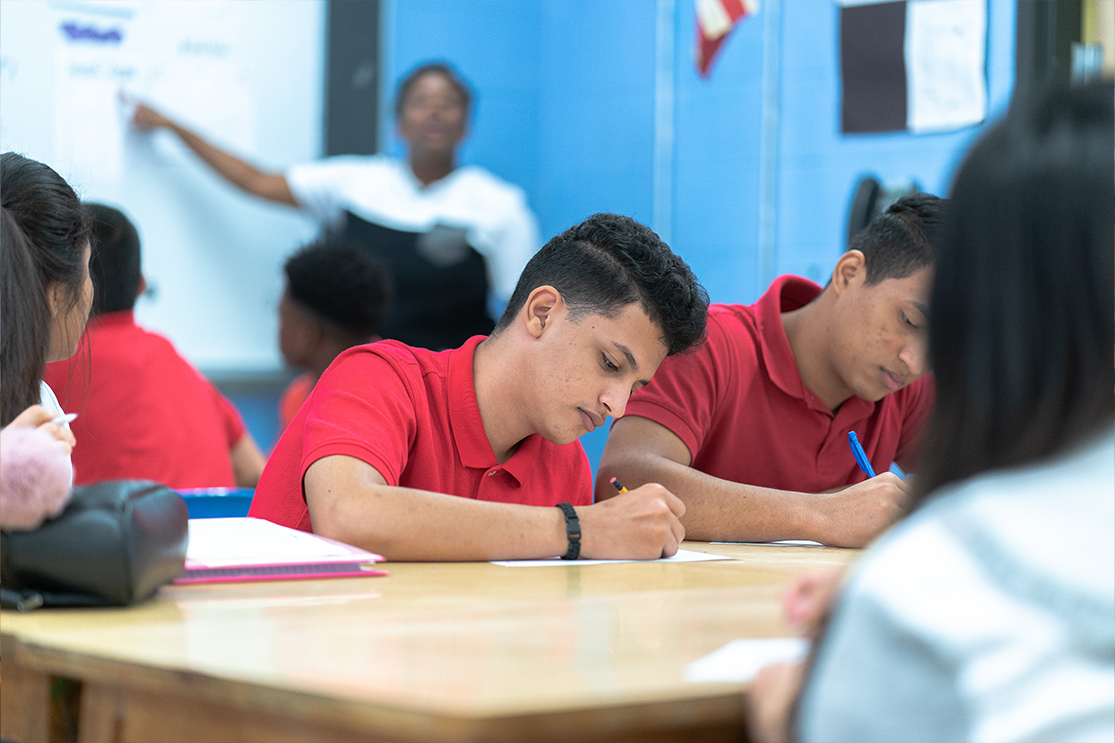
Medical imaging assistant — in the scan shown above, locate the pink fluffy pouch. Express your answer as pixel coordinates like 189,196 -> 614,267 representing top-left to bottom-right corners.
1,426 -> 73,531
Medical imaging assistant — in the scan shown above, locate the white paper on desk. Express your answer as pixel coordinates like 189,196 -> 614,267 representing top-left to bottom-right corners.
685,638 -> 810,684
490,548 -> 732,567
186,517 -> 381,567
711,540 -> 825,547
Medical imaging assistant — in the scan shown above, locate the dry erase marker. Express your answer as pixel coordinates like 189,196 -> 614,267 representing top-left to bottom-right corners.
847,430 -> 876,478
610,477 -> 629,494
51,413 -> 77,426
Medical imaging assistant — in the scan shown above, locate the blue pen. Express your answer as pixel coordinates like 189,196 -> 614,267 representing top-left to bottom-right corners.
848,431 -> 876,478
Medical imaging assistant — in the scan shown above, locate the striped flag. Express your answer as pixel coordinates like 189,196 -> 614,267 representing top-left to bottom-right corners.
696,0 -> 758,77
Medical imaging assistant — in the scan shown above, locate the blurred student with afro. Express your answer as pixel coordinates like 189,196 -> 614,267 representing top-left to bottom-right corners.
277,239 -> 391,433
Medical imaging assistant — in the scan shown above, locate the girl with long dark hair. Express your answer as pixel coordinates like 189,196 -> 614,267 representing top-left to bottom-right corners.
1,152 -> 93,427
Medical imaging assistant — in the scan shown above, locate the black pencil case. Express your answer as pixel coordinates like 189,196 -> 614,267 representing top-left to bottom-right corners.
1,479 -> 188,610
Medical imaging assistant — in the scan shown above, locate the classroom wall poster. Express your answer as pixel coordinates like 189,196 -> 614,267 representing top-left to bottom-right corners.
839,0 -> 987,134
905,0 -> 987,133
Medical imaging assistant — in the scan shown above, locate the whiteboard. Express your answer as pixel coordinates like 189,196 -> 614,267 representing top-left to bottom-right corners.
0,0 -> 325,374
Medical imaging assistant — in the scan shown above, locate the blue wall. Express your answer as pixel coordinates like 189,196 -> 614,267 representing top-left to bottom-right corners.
671,0 -> 767,304
771,1 -> 1016,285
535,1 -> 659,233
236,0 -> 1017,473
380,0 -> 1015,304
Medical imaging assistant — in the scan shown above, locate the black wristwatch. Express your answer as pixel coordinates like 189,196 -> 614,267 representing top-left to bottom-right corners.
555,502 -> 581,560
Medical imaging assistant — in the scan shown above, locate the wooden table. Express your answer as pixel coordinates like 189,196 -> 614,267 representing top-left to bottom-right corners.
0,542 -> 856,743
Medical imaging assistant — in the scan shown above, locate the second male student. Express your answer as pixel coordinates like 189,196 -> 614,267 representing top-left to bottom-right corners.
249,213 -> 710,561
597,194 -> 946,547
44,204 -> 268,488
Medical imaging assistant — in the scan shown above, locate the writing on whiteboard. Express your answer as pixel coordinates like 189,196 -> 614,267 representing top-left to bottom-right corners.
178,39 -> 230,58
60,21 -> 123,44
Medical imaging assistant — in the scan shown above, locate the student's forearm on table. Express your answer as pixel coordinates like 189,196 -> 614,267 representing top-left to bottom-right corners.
310,485 -> 569,562
600,454 -> 815,542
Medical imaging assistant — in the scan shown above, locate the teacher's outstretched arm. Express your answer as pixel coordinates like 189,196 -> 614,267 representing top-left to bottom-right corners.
128,98 -> 298,207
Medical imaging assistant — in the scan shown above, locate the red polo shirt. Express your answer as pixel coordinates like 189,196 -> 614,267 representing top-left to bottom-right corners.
624,276 -> 935,491
43,311 -> 247,488
249,336 -> 593,533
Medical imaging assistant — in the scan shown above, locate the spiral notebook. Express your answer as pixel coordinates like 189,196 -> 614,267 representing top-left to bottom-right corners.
176,517 -> 387,584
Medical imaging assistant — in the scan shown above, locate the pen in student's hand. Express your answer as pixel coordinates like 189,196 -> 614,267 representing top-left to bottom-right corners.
610,477 -> 629,494
847,431 -> 876,478
50,413 -> 78,426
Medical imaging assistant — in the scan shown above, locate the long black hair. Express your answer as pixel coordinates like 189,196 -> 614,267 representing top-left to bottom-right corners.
912,80 -> 1114,504
1,209 -> 50,423
0,153 -> 91,425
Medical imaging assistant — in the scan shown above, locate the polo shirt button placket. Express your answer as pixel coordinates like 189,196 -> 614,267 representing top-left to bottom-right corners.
477,468 -> 499,499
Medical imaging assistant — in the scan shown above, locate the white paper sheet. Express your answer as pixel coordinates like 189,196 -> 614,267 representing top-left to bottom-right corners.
685,637 -> 810,683
490,548 -> 732,567
710,540 -> 825,547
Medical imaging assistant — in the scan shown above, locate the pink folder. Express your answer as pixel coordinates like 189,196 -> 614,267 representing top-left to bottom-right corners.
175,517 -> 388,584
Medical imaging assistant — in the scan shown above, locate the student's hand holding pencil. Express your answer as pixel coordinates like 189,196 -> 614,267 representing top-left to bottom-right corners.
4,404 -> 76,454
574,482 -> 686,560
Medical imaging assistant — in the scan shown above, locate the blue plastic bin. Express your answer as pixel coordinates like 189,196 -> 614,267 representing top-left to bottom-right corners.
179,488 -> 254,518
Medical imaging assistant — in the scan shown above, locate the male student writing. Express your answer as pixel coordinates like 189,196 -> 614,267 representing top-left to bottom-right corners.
596,194 -> 946,548
249,213 -> 710,561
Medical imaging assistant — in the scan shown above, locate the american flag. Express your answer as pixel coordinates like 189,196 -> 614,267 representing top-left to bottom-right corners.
696,0 -> 758,77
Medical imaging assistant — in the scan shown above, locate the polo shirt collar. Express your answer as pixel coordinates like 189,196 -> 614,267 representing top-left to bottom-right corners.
756,275 -> 875,421
445,336 -> 532,486
756,276 -> 821,401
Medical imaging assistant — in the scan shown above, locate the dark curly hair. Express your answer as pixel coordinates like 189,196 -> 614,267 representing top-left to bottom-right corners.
494,213 -> 708,356
284,239 -> 392,341
394,62 -> 472,118
850,192 -> 949,285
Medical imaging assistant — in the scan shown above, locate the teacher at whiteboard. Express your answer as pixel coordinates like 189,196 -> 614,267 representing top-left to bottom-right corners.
130,62 -> 540,351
